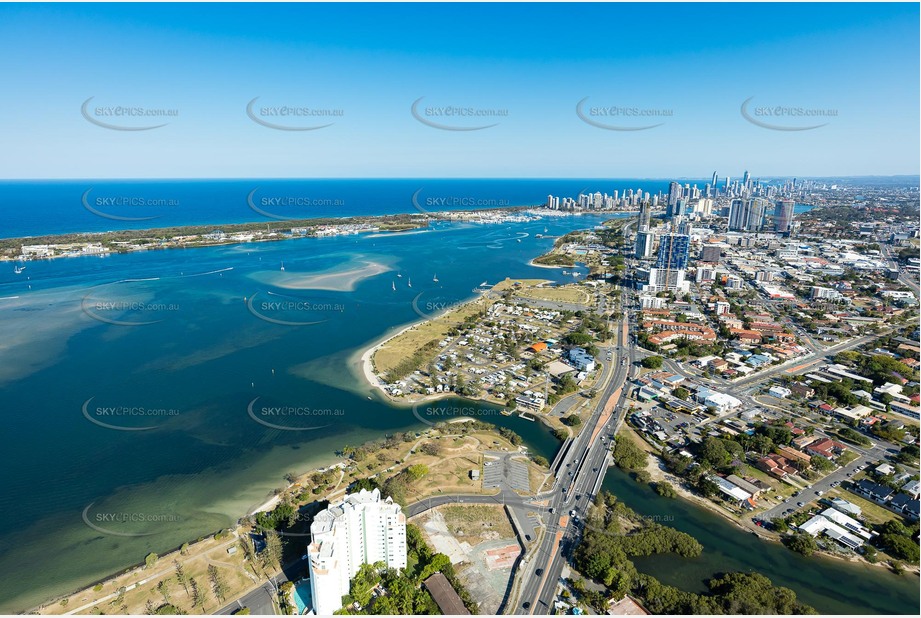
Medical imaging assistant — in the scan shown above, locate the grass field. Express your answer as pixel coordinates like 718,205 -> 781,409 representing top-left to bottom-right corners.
826,488 -> 901,526
516,285 -> 593,306
44,534 -> 262,616
372,297 -> 490,377
437,505 -> 515,545
490,278 -> 549,292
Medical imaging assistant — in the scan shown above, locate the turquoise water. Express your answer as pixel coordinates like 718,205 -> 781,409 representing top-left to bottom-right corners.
293,579 -> 311,615
0,214 -> 603,612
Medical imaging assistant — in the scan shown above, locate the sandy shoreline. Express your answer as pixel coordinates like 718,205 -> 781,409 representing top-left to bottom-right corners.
527,259 -> 574,269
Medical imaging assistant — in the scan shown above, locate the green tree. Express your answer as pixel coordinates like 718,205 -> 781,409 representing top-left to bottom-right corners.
784,533 -> 818,556
642,356 -> 664,370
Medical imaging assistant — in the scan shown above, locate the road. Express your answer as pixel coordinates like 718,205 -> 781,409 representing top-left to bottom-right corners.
513,289 -> 636,615
214,556 -> 309,615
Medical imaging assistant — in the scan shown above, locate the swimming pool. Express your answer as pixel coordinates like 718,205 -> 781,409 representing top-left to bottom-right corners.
293,579 -> 312,615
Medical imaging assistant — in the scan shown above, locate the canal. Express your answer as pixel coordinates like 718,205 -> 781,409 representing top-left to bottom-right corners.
601,467 -> 919,614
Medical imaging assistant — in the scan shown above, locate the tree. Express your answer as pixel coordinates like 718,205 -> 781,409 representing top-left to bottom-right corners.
208,565 -> 228,603
672,387 -> 690,400
612,435 -> 648,471
784,533 -> 817,556
698,437 -> 731,469
562,414 -> 582,427
189,578 -> 205,611
145,552 -> 158,569
406,464 -> 429,480
810,456 -> 835,473
419,442 -> 441,456
173,560 -> 189,595
157,580 -> 172,604
642,356 -> 664,370
654,481 -> 677,498
261,530 -> 283,570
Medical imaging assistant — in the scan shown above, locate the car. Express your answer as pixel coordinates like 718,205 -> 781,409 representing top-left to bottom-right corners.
569,510 -> 576,517
522,602 -> 531,610
525,534 -> 532,541
548,507 -> 554,513
815,490 -> 823,496
535,569 -> 544,577
797,502 -> 804,507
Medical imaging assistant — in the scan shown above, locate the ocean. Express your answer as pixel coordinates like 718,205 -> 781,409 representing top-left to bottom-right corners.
0,178 -> 686,239
0,180 -> 868,614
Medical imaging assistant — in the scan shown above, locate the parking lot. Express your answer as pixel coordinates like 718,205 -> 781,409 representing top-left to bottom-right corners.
482,453 -> 530,492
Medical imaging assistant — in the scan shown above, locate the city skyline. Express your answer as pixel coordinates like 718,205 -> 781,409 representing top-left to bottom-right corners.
0,2 -> 918,179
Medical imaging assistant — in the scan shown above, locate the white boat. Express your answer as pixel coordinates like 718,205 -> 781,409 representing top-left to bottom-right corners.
433,273 -> 439,282
280,261 -> 285,271
562,270 -> 569,275
408,278 -> 412,288
14,265 -> 25,274
397,273 -> 402,278
392,281 -> 396,291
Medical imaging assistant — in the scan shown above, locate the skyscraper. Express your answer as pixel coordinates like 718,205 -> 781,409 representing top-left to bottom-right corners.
635,229 -> 654,259
667,181 -> 682,215
308,489 -> 407,615
728,198 -> 768,232
774,199 -> 795,234
637,201 -> 651,229
674,198 -> 688,218
655,233 -> 690,270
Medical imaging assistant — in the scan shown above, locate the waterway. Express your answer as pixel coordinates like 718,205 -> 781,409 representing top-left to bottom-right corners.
601,467 -> 919,614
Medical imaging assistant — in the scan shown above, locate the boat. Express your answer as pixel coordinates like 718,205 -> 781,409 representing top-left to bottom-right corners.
397,273 -> 402,278
14,265 -> 25,274
433,273 -> 439,283
392,281 -> 396,291
516,238 -> 522,243
280,261 -> 285,271
562,270 -> 569,275
408,277 -> 412,288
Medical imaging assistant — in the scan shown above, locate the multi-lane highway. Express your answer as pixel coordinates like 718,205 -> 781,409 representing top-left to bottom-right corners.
513,291 -> 637,615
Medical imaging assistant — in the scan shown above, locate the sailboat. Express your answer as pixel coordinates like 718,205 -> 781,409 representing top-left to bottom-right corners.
392,281 -> 396,291
280,261 -> 285,271
407,277 -> 412,288
433,273 -> 439,283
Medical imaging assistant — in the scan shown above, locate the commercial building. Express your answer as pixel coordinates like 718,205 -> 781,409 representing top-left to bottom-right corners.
635,229 -> 655,259
308,488 -> 407,615
774,199 -> 795,234
700,245 -> 722,263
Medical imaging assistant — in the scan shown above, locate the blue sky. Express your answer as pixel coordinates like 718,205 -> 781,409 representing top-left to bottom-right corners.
0,2 -> 918,178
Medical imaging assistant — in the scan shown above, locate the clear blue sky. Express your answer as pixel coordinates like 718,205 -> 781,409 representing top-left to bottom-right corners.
0,2 -> 918,178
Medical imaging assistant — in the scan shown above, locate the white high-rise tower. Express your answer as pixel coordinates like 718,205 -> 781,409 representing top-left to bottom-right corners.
307,488 -> 407,615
